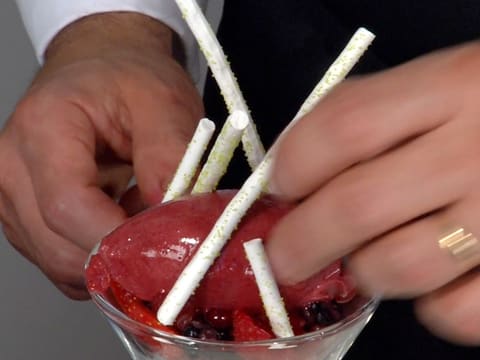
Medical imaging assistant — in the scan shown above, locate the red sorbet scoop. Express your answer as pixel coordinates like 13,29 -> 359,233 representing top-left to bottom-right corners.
86,190 -> 355,313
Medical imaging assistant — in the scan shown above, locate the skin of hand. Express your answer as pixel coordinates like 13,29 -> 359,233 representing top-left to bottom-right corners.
0,12 -> 203,300
268,42 -> 480,345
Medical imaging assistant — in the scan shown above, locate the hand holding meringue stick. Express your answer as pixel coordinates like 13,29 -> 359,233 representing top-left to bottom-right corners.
157,10 -> 375,325
175,0 -> 266,170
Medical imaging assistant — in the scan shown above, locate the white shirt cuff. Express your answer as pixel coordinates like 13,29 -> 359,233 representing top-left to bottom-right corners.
15,0 -> 223,91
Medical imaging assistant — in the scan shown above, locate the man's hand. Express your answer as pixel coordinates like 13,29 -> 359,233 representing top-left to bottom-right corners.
0,12 -> 203,299
268,42 -> 480,345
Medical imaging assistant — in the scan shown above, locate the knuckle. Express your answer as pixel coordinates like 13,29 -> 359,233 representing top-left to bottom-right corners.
349,244 -> 433,297
329,177 -> 383,236
10,99 -> 36,133
1,223 -> 23,252
38,192 -> 70,233
384,261 -> 433,296
39,253 -> 64,281
38,246 -> 84,285
158,84 -> 200,120
13,92 -> 45,121
10,92 -> 55,139
153,73 -> 203,119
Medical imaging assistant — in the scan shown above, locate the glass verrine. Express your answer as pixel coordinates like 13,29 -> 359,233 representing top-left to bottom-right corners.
86,242 -> 377,360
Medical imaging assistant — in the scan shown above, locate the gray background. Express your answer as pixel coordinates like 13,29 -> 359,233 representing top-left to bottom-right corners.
0,2 -> 129,359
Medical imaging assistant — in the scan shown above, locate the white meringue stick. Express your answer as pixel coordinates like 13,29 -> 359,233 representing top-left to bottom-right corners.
175,0 -> 265,170
192,111 -> 249,194
162,118 -> 215,203
261,28 -> 374,194
157,157 -> 272,325
294,27 -> 375,122
244,238 -> 294,338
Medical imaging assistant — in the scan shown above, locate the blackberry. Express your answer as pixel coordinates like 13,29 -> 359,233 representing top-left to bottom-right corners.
179,307 -> 234,341
216,330 -> 233,341
176,313 -> 195,332
302,301 -> 343,329
183,325 -> 202,338
317,302 -> 343,325
191,320 -> 208,329
301,303 -> 318,328
205,308 -> 232,330
199,327 -> 219,340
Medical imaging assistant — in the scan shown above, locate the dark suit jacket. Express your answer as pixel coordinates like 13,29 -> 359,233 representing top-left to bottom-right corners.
203,2 -> 480,359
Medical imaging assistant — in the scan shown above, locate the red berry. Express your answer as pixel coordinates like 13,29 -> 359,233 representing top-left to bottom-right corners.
110,281 -> 174,334
232,310 -> 274,342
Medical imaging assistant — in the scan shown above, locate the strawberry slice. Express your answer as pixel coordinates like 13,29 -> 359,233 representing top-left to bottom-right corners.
110,282 -> 186,359
232,310 -> 274,341
110,281 -> 174,333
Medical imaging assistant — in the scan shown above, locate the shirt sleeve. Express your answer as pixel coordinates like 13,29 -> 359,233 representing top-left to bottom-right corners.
15,0 -> 224,91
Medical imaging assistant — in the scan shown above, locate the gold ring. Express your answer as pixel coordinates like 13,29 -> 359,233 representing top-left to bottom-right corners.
438,227 -> 479,260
